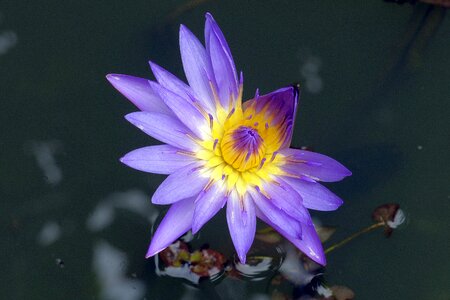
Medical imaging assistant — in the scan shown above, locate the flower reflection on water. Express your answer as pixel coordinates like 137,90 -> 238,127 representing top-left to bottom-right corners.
153,203 -> 405,299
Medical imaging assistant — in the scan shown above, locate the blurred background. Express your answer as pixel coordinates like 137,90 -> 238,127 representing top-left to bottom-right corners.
1,0 -> 449,299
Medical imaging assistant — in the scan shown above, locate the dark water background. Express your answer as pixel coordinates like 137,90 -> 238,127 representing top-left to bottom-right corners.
1,1 -> 449,299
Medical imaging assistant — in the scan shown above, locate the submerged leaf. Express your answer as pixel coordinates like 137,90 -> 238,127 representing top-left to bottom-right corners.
316,226 -> 337,243
329,285 -> 355,300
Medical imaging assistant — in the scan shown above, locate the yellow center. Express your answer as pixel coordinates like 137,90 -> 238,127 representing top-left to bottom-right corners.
220,125 -> 266,172
193,86 -> 287,196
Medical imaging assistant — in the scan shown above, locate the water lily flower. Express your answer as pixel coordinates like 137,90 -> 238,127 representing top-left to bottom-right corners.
107,13 -> 351,265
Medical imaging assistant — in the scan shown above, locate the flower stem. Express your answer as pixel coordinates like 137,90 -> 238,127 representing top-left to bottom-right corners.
324,222 -> 385,254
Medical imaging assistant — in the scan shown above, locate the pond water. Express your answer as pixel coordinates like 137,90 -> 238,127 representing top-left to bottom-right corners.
2,1 -> 449,299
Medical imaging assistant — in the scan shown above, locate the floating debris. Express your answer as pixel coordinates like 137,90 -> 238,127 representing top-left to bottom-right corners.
325,203 -> 406,254
152,203 -> 403,298
55,258 -> 65,269
372,203 -> 406,237
156,239 -> 227,284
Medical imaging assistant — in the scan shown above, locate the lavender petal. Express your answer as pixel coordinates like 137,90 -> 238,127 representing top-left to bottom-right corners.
283,177 -> 343,211
149,81 -> 211,140
179,24 -> 217,114
279,148 -> 352,182
244,87 -> 298,150
120,144 -> 196,175
227,191 -> 256,264
125,111 -> 199,151
152,162 -> 209,205
263,178 -> 312,225
191,182 -> 227,233
205,13 -> 238,109
106,74 -> 173,115
149,61 -> 195,101
146,197 -> 195,257
249,189 -> 302,239
256,208 -> 326,266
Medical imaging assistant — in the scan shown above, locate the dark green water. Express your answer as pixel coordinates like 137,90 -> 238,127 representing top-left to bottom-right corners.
1,1 -> 449,299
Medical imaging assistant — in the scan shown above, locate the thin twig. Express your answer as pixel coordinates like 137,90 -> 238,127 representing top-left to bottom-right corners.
324,222 -> 385,254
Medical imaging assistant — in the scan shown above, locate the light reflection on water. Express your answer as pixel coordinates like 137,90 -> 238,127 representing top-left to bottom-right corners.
27,140 -> 63,186
0,30 -> 17,55
297,49 -> 323,95
37,221 -> 62,247
93,240 -> 145,300
86,189 -> 158,232
232,245 -> 285,282
0,11 -> 17,56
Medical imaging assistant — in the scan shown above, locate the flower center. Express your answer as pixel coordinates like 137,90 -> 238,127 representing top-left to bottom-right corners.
220,125 -> 266,172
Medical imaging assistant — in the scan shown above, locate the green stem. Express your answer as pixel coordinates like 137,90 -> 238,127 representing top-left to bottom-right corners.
324,222 -> 385,254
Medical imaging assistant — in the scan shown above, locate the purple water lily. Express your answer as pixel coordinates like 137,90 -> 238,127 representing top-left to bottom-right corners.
107,13 -> 351,265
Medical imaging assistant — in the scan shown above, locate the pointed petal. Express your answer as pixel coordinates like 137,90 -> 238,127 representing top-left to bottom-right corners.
125,111 -> 199,151
179,25 -> 216,113
191,181 -> 227,233
256,208 -> 326,265
243,87 -> 298,152
278,148 -> 352,182
106,74 -> 173,115
227,191 -> 256,264
249,188 -> 302,239
293,223 -> 326,266
283,177 -> 343,211
146,197 -> 195,257
120,144 -> 197,175
149,61 -> 195,101
205,13 -> 238,109
262,178 -> 312,225
149,81 -> 211,140
152,162 -> 209,205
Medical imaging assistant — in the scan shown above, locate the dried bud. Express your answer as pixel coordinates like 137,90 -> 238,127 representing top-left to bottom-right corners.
372,203 -> 405,237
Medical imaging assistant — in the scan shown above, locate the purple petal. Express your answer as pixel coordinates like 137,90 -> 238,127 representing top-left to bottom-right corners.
120,144 -> 196,175
249,188 -> 302,239
152,162 -> 209,205
149,81 -> 211,140
146,197 -> 195,257
179,25 -> 217,113
256,208 -> 326,265
262,178 -> 312,225
227,191 -> 256,264
278,148 -> 352,182
191,181 -> 227,234
106,74 -> 173,115
244,87 -> 298,150
283,177 -> 343,211
125,111 -> 199,151
205,13 -> 238,109
149,61 -> 195,101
